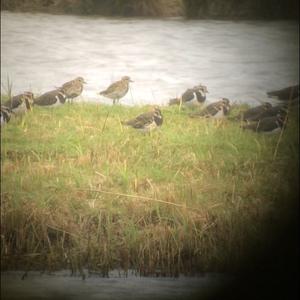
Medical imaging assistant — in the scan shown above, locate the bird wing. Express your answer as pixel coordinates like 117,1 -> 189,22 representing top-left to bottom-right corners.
124,111 -> 154,128
237,104 -> 267,121
241,122 -> 259,131
3,95 -> 23,109
34,90 -> 59,106
61,80 -> 74,89
242,117 -> 278,132
267,85 -> 298,100
197,103 -> 220,117
63,83 -> 83,98
257,117 -> 279,132
181,89 -> 195,102
249,106 -> 282,121
100,80 -> 121,95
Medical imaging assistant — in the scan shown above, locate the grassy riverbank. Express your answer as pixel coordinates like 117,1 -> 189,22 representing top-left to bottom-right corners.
1,102 -> 299,276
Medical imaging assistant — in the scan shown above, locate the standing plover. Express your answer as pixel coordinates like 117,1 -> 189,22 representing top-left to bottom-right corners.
169,84 -> 208,107
34,89 -> 67,107
189,98 -> 231,119
99,76 -> 133,105
122,106 -> 163,132
59,77 -> 86,102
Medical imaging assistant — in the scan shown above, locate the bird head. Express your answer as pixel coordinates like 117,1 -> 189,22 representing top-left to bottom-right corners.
193,84 -> 208,93
220,98 -> 231,114
122,76 -> 134,83
23,91 -> 35,103
221,98 -> 230,105
277,112 -> 287,128
21,94 -> 33,111
76,77 -> 87,84
153,105 -> 161,113
152,106 -> 163,126
264,102 -> 272,109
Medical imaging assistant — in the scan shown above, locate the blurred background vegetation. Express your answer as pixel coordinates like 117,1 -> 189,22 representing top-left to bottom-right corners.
1,0 -> 299,19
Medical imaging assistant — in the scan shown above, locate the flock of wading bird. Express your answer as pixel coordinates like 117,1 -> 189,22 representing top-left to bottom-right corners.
0,76 -> 299,133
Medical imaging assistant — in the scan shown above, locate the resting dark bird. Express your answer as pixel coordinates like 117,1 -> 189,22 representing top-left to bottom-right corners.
3,91 -> 34,116
169,84 -> 208,107
245,105 -> 288,122
267,85 -> 299,101
122,106 -> 163,132
34,89 -> 67,107
1,105 -> 13,126
241,113 -> 287,133
189,98 -> 231,119
235,102 -> 272,121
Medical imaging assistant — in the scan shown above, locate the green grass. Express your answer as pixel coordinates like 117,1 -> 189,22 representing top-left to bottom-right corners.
1,101 -> 299,276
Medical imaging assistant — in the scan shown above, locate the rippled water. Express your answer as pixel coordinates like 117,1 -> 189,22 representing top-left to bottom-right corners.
1,11 -> 299,106
1,271 -> 233,300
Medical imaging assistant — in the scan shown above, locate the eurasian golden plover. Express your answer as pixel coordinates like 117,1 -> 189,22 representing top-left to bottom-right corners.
59,77 -> 86,102
99,76 -> 133,105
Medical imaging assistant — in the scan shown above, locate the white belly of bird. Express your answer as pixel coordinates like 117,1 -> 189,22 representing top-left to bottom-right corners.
46,96 -> 63,107
212,109 -> 225,119
263,127 -> 281,134
184,98 -> 201,108
138,121 -> 157,132
1,115 -> 6,126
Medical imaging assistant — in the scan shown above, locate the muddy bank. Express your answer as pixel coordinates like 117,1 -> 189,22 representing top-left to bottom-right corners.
1,0 -> 299,19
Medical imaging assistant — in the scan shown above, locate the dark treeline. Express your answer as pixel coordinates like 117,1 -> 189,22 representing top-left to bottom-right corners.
1,0 -> 299,19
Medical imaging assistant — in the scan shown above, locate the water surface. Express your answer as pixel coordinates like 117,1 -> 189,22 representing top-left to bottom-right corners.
1,11 -> 299,106
1,271 -> 233,300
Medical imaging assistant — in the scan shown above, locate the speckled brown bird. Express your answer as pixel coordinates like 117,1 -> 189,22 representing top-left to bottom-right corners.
189,98 -> 231,119
122,106 -> 163,132
59,77 -> 86,101
99,76 -> 133,104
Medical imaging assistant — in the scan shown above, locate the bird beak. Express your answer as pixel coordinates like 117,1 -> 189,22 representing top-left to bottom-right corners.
83,81 -> 87,84
130,79 -> 134,82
